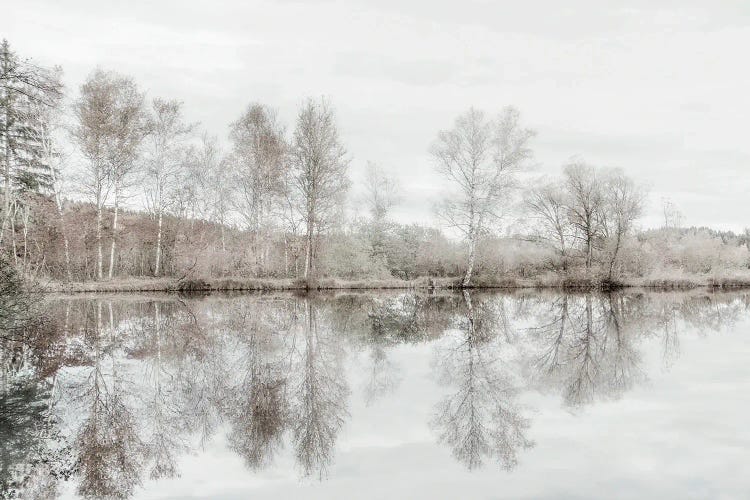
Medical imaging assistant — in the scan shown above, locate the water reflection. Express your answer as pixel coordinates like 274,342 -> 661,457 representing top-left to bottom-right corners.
431,291 -> 532,470
1,289 -> 747,498
528,294 -> 645,407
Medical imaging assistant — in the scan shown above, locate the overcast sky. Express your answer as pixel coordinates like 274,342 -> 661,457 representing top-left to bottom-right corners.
4,0 -> 749,231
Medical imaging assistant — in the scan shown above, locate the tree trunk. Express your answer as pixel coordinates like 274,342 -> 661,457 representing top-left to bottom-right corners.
96,194 -> 103,280
463,233 -> 477,287
303,218 -> 313,280
51,172 -> 72,282
264,244 -> 270,274
154,208 -> 163,277
0,209 -> 8,247
607,230 -> 622,281
10,205 -> 18,266
462,289 -> 476,338
0,106 -> 10,247
21,204 -> 28,273
283,233 -> 289,277
462,196 -> 479,287
108,184 -> 120,279
0,201 -> 8,250
557,227 -> 567,271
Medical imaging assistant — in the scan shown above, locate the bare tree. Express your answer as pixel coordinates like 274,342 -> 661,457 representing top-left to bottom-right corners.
72,70 -> 134,280
229,103 -> 287,269
604,169 -> 645,280
602,169 -> 645,280
363,161 -> 399,223
363,161 -> 399,259
185,133 -> 233,252
279,170 -> 305,277
290,98 -> 349,280
173,132 -> 232,261
105,80 -> 146,279
211,157 -> 234,253
177,133 -> 220,222
661,197 -> 683,229
142,98 -> 195,276
526,180 -> 570,268
563,161 -> 605,270
431,107 -> 534,286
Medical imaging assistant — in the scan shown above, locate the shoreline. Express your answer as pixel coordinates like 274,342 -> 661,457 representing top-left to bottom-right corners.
38,275 -> 750,294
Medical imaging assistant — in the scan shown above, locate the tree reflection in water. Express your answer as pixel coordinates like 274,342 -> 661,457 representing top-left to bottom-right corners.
289,299 -> 349,478
223,298 -> 289,471
530,294 -> 645,408
431,291 -> 532,470
0,289 -> 747,498
69,301 -> 144,499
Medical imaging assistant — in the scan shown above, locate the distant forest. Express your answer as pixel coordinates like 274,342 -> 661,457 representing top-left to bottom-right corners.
1,39 -> 749,287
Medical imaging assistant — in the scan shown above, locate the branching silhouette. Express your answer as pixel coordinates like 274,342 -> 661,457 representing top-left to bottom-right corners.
2,289 -> 747,497
431,291 -> 533,470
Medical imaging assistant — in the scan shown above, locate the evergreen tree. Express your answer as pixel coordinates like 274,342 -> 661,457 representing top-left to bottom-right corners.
0,39 -> 62,246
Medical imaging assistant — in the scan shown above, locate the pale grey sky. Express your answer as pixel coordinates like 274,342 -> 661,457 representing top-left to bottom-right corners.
4,0 -> 749,231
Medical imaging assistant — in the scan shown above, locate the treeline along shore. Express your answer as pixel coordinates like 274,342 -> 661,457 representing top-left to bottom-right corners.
43,275 -> 750,294
2,39 -> 750,293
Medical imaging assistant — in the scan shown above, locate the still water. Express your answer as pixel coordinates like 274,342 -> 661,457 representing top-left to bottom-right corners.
1,290 -> 749,499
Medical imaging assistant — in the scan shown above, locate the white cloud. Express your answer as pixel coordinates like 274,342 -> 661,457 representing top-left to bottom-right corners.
3,0 -> 748,230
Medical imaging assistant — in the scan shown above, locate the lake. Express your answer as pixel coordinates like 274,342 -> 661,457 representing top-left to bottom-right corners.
1,290 -> 749,499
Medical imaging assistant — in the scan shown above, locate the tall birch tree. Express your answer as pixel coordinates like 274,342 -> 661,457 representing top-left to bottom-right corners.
290,98 -> 349,280
143,98 -> 194,276
105,79 -> 145,279
73,70 -> 137,280
431,107 -> 534,286
229,103 -> 287,269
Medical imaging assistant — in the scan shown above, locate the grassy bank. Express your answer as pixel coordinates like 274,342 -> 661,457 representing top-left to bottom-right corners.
41,276 -> 457,293
39,272 -> 750,293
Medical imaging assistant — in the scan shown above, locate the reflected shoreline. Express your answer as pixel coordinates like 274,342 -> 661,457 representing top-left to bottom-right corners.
1,289 -> 748,498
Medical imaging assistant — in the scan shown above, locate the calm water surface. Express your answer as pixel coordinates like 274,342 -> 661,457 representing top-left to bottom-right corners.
1,290 -> 749,499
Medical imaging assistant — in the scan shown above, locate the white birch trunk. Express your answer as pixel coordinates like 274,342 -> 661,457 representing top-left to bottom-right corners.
283,233 -> 289,276
11,205 -> 17,266
0,106 -> 10,247
154,208 -> 163,276
51,167 -> 72,281
21,204 -> 28,274
462,201 -> 477,288
108,182 -> 120,279
96,198 -> 103,280
303,220 -> 313,280
463,231 -> 477,287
